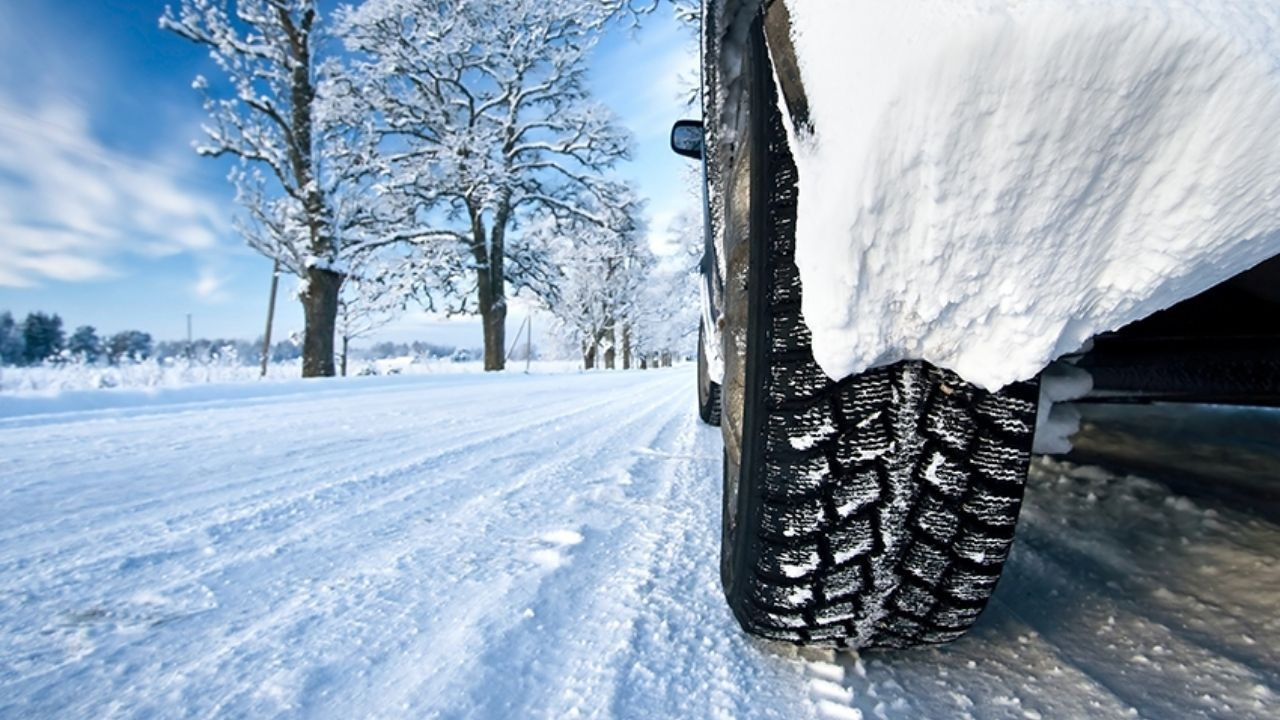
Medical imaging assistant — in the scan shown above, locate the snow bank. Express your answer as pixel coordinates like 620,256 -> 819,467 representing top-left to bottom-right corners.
0,358 -> 584,398
0,374 -> 431,423
0,360 -> 303,395
783,0 -> 1280,390
0,360 -> 585,421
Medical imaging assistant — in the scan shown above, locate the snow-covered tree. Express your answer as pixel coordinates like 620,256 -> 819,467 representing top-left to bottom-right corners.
21,312 -> 65,365
333,0 -> 641,371
0,312 -> 23,366
162,0 -> 375,378
631,266 -> 698,366
546,216 -> 654,370
107,331 -> 155,365
628,205 -> 701,367
68,326 -> 103,364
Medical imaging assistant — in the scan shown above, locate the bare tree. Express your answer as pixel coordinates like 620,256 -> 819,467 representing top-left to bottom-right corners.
333,0 -> 640,371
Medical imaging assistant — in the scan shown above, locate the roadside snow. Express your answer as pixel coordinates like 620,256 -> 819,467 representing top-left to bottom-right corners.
0,369 -> 1274,718
783,0 -> 1280,390
0,358 -> 583,396
0,359 -> 304,394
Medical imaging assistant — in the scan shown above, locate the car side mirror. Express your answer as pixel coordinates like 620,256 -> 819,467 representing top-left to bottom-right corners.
670,119 -> 704,160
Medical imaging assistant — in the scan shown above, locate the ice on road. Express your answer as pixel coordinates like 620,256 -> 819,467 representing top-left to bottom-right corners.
0,369 -> 1275,718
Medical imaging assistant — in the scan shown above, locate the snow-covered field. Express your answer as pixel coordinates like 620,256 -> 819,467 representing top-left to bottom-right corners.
0,358 -> 582,395
0,369 -> 1275,718
0,360 -> 306,395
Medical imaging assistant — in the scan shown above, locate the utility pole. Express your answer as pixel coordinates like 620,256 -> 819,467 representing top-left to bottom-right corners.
506,314 -> 529,363
261,259 -> 281,377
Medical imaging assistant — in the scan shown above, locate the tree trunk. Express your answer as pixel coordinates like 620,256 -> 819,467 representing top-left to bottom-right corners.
478,289 -> 506,371
284,7 -> 340,379
603,327 -> 616,370
301,266 -> 340,377
470,199 -> 510,372
584,341 -> 596,370
341,335 -> 349,377
622,324 -> 632,370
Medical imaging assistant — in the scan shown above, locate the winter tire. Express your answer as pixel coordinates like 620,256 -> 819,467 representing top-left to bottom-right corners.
699,322 -> 723,426
717,13 -> 1040,649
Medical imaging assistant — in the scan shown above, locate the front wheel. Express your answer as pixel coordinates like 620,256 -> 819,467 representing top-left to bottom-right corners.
716,14 -> 1040,649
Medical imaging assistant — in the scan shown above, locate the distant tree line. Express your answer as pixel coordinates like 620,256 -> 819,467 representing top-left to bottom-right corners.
0,309 -> 477,369
365,341 -> 470,361
0,311 -> 155,366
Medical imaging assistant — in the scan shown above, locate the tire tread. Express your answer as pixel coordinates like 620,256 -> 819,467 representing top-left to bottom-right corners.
726,58 -> 1038,649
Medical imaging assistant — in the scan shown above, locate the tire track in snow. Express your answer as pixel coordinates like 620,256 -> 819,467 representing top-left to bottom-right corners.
149,372 -> 696,717
0,374 -> 587,521
337,377 -> 698,717
3,370 -> 1277,719
0,376 -> 610,530
437,408 -> 701,718
0,373 -> 661,574
0,373 -> 687,712
1010,534 -> 1279,694
597,421 -> 821,720
795,457 -> 1279,720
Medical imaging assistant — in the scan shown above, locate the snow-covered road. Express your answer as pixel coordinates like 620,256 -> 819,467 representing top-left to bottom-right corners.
0,369 -> 1275,718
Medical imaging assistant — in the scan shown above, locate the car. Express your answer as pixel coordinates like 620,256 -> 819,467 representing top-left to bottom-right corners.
671,0 -> 1280,650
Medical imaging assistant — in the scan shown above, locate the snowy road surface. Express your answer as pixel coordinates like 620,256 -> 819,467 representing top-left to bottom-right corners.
0,369 -> 1276,718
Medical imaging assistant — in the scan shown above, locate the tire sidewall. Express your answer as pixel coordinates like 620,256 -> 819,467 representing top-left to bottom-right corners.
719,13 -> 773,609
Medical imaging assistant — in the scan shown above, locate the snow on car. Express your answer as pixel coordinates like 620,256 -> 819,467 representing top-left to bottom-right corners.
785,0 -> 1280,390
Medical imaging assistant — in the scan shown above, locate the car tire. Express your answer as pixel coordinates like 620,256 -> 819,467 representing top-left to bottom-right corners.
717,13 -> 1041,649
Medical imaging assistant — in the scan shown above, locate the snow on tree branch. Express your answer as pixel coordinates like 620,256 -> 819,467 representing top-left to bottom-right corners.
163,0 -> 381,377
330,0 -> 643,370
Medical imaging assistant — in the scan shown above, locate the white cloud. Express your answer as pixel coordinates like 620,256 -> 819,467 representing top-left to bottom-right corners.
193,266 -> 228,302
0,246 -> 109,287
0,98 -> 228,288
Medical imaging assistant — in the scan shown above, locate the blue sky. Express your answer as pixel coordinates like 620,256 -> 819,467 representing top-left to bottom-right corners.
0,0 -> 698,348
